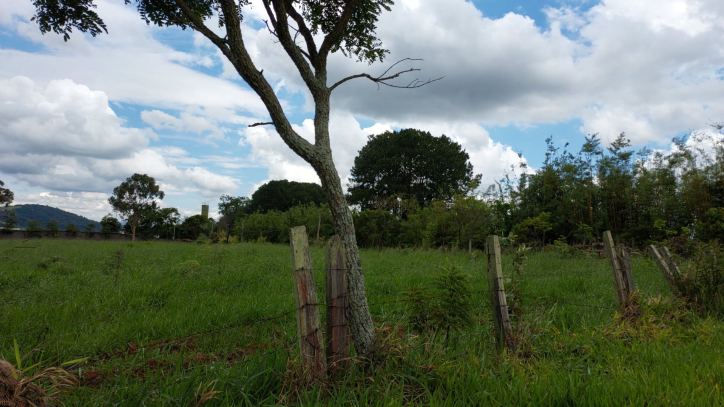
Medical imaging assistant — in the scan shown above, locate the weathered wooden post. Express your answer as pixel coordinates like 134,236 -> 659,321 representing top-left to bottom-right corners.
603,231 -> 630,307
486,235 -> 513,350
290,226 -> 326,378
660,246 -> 682,281
616,244 -> 635,293
325,235 -> 349,376
648,245 -> 677,292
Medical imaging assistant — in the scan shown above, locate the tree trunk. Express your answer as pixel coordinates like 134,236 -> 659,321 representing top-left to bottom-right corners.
131,212 -> 137,242
314,153 -> 375,357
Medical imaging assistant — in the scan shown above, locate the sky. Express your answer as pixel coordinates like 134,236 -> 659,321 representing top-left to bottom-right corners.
1,0 -> 723,221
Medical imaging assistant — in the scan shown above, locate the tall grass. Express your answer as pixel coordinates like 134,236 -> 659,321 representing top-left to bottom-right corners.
0,240 -> 721,405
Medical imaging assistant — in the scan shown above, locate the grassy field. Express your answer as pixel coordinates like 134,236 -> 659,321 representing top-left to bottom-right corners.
1,239 -> 722,406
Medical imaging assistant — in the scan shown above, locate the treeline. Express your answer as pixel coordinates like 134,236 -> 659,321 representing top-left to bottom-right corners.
230,196 -> 494,249
224,130 -> 724,250
496,131 -> 724,248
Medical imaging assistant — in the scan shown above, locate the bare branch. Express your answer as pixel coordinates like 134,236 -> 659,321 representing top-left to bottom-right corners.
330,58 -> 443,92
267,0 -> 321,93
248,122 -> 275,127
283,0 -> 318,64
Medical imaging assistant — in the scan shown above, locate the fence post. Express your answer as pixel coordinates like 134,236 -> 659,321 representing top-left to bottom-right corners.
603,231 -> 630,307
648,245 -> 677,292
616,244 -> 635,293
660,246 -> 682,280
325,235 -> 349,376
290,226 -> 326,378
486,235 -> 513,350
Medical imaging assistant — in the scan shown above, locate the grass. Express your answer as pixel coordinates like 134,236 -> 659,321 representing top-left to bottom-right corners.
0,239 -> 722,405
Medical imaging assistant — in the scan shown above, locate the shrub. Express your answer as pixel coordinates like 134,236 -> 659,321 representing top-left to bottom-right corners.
675,241 -> 724,317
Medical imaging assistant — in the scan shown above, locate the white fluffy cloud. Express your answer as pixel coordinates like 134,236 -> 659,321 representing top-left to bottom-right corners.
239,0 -> 724,146
0,77 -> 239,205
0,76 -> 150,158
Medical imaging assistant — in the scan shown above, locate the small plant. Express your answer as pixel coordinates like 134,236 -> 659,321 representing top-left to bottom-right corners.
0,340 -> 84,406
506,244 -> 531,320
404,265 -> 474,338
675,241 -> 724,317
107,248 -> 125,285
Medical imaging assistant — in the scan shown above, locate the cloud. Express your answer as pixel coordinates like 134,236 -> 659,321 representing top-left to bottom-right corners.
0,0 -> 267,115
0,77 -> 240,202
240,0 -> 724,147
0,76 -> 150,158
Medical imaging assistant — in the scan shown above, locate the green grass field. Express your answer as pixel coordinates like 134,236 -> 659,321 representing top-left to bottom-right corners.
1,239 -> 722,406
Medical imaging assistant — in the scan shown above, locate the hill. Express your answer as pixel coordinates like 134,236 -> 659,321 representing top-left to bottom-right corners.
0,204 -> 100,231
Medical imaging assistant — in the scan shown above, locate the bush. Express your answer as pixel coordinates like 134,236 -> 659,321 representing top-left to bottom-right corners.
675,241 -> 724,317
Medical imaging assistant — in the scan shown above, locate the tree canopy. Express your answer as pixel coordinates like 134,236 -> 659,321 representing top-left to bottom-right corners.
108,173 -> 164,242
0,180 -> 13,207
100,214 -> 122,234
348,129 -> 481,209
248,180 -> 327,214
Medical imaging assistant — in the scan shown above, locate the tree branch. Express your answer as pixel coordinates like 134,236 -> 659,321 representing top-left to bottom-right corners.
319,0 -> 364,61
172,0 -> 227,48
266,0 -> 321,94
330,58 -> 443,92
248,122 -> 275,127
283,0 -> 319,65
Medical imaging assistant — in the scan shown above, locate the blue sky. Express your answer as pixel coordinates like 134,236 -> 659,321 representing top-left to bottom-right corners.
1,0 -> 723,220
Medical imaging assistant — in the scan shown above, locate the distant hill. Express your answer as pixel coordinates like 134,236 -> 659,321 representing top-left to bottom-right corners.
0,204 -> 100,231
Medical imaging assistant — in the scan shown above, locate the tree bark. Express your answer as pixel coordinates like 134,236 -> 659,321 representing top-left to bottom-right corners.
314,154 -> 374,357
131,212 -> 137,242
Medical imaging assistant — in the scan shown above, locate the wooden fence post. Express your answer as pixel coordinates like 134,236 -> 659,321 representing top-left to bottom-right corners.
486,235 -> 513,350
290,226 -> 326,378
660,246 -> 682,280
616,244 -> 635,293
603,231 -> 630,307
648,245 -> 676,292
325,235 -> 349,376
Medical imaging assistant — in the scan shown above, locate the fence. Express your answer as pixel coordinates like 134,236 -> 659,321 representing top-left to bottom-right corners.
0,227 -> 670,400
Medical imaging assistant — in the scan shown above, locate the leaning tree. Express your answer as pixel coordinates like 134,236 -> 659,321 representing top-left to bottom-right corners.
30,0 -> 438,355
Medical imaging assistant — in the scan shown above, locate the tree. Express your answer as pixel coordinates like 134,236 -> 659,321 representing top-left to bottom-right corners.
100,214 -> 122,234
0,180 -> 13,207
46,220 -> 60,237
65,223 -> 80,236
27,220 -> 42,238
348,129 -> 481,209
84,222 -> 97,235
178,215 -> 209,240
249,180 -> 327,213
2,211 -> 18,233
124,207 -> 180,239
29,0 -> 440,355
108,174 -> 164,242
